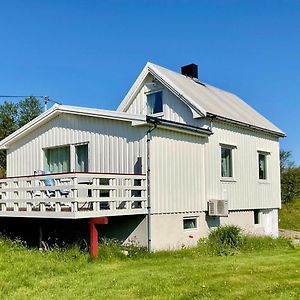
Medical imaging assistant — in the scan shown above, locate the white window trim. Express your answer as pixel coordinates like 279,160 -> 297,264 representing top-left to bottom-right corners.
144,88 -> 164,95
43,144 -> 71,173
73,142 -> 90,172
43,142 -> 90,173
183,216 -> 198,231
254,209 -> 262,226
220,143 -> 237,182
70,144 -> 75,172
257,150 -> 270,183
146,90 -> 164,116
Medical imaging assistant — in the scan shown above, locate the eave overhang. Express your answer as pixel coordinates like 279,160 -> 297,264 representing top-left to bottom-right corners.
207,113 -> 286,138
146,116 -> 212,137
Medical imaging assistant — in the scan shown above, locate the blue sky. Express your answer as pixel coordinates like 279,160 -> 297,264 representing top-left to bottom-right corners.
0,0 -> 299,164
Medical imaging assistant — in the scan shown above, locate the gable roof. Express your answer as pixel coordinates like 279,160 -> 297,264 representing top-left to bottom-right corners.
0,103 -> 211,150
0,105 -> 146,149
117,62 -> 285,137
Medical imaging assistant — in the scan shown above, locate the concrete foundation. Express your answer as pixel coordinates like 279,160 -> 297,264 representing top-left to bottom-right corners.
0,208 -> 278,251
149,208 -> 279,250
150,212 -> 208,250
99,214 -> 147,247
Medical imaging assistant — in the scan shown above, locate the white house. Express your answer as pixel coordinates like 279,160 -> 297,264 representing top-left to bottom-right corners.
0,63 -> 284,251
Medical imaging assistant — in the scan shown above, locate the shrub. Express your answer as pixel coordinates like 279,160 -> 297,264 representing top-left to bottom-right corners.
203,225 -> 242,256
197,226 -> 294,256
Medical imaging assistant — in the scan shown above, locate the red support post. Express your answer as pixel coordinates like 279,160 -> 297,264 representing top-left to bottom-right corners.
89,222 -> 98,258
89,217 -> 108,258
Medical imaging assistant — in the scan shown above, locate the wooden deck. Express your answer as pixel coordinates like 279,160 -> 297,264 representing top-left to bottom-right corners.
0,172 -> 147,219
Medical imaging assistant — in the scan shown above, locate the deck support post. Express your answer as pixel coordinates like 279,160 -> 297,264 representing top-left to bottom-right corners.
89,217 -> 108,258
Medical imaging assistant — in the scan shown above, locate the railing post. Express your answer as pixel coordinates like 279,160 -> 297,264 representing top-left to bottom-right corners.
0,172 -> 147,217
72,201 -> 78,212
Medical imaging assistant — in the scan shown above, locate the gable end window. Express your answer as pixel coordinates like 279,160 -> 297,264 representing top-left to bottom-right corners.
147,91 -> 163,115
221,146 -> 233,178
258,152 -> 268,180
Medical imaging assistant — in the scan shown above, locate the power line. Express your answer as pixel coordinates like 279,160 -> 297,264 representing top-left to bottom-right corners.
0,95 -> 63,111
0,95 -> 45,98
46,98 -> 62,105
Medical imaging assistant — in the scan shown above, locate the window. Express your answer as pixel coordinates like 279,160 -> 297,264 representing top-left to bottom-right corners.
183,218 -> 197,230
45,146 -> 70,173
44,143 -> 89,173
147,91 -> 163,115
254,209 -> 260,224
75,144 -> 89,172
221,146 -> 233,178
258,153 -> 267,180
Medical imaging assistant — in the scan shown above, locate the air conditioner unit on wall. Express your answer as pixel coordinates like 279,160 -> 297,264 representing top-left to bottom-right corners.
208,200 -> 228,217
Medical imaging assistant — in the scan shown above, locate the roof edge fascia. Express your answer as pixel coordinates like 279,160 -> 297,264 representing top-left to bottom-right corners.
148,64 -> 206,118
207,113 -> 286,138
0,105 -> 60,149
117,62 -> 206,118
146,115 -> 212,137
58,105 -> 146,123
0,105 -> 146,149
117,63 -> 151,112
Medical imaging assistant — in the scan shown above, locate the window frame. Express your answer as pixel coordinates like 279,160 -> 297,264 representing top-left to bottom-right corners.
146,90 -> 164,116
43,145 -> 71,173
43,142 -> 89,174
258,151 -> 269,181
183,217 -> 198,230
74,143 -> 89,172
220,144 -> 236,181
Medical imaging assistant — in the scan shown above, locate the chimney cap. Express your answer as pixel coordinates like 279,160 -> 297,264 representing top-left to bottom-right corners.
181,64 -> 198,79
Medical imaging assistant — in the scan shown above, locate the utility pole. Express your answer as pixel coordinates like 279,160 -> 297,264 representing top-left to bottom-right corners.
44,96 -> 49,112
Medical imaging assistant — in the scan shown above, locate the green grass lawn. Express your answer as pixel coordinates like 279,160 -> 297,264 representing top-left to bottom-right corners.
279,198 -> 300,231
0,239 -> 300,300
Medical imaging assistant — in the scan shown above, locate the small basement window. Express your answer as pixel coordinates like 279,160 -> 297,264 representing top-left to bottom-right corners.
147,91 -> 163,115
183,218 -> 197,230
254,209 -> 260,225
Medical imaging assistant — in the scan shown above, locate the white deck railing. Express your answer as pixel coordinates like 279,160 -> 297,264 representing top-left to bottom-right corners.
0,172 -> 147,219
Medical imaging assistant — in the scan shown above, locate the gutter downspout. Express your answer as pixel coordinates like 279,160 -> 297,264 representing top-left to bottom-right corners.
146,123 -> 157,253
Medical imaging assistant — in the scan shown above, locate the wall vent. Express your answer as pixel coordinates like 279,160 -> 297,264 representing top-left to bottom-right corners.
208,200 -> 228,217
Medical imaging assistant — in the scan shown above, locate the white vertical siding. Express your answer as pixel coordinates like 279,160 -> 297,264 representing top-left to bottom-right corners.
126,84 -> 149,115
125,76 -> 201,127
149,120 -> 281,213
7,114 -> 147,177
6,107 -> 281,213
150,129 -> 207,213
205,121 -> 281,210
